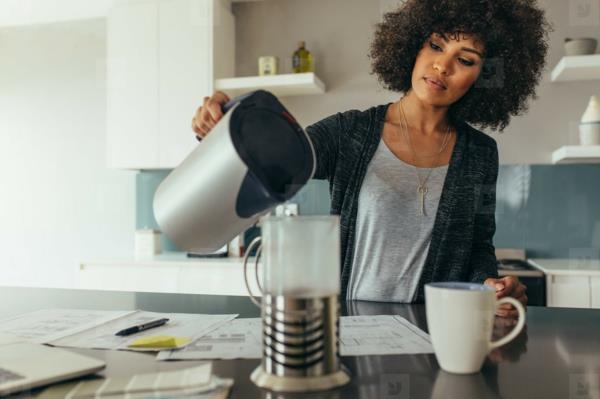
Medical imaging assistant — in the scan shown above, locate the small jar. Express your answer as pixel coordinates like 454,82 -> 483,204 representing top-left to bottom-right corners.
258,56 -> 279,76
135,229 -> 161,258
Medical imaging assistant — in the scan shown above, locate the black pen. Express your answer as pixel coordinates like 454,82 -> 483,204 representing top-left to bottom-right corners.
115,318 -> 170,336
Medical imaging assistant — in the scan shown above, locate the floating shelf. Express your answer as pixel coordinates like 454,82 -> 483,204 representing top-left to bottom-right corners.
551,145 -> 600,164
215,72 -> 326,97
551,54 -> 600,82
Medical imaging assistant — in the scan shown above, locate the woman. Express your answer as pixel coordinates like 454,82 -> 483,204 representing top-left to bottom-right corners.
192,0 -> 551,316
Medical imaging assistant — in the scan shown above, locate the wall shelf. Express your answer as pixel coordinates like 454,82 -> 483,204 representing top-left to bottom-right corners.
215,72 -> 326,97
551,145 -> 600,164
551,54 -> 600,82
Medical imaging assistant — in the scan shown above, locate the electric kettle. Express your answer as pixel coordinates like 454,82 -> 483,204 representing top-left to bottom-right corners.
153,90 -> 316,254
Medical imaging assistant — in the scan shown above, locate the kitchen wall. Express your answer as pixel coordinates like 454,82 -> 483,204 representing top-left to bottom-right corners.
0,19 -> 135,288
231,0 -> 600,164
137,0 -> 600,259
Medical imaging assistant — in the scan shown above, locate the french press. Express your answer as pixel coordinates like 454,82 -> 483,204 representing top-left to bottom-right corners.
243,215 -> 350,392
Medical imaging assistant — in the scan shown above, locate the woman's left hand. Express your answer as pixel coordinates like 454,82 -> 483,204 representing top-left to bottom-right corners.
484,276 -> 528,318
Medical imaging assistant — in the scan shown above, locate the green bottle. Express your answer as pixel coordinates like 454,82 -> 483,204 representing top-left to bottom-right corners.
292,41 -> 314,73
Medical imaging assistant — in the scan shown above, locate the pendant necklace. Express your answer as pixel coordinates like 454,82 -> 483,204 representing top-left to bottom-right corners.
397,98 -> 451,216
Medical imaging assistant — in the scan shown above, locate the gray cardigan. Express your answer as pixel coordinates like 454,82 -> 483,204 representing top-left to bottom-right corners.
305,103 -> 499,303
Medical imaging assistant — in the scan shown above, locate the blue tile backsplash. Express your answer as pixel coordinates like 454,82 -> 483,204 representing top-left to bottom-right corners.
136,170 -> 178,251
495,164 -> 600,259
137,164 -> 600,259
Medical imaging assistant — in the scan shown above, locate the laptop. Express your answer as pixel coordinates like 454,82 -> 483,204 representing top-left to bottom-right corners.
0,341 -> 105,396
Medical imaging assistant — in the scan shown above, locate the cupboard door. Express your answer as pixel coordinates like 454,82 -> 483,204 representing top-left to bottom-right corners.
158,0 -> 213,168
107,1 -> 160,169
549,275 -> 591,308
212,0 -> 236,80
591,277 -> 600,309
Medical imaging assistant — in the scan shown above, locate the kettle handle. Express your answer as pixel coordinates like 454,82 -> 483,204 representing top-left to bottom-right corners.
243,236 -> 263,308
222,91 -> 257,114
195,92 -> 254,142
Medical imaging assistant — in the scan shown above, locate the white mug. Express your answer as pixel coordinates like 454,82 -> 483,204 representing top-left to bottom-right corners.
425,282 -> 526,374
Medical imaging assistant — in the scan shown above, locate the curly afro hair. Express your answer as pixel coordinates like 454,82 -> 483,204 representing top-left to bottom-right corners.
369,0 -> 552,132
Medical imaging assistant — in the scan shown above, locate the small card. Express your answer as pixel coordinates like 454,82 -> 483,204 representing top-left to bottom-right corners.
128,335 -> 191,349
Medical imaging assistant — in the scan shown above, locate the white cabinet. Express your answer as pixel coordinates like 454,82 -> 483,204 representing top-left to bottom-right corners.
591,277 -> 600,309
107,0 -> 234,170
547,275 -> 591,308
107,1 -> 160,169
531,259 -> 600,309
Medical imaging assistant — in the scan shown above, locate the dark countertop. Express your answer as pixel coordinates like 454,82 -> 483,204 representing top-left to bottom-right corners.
1,286 -> 599,399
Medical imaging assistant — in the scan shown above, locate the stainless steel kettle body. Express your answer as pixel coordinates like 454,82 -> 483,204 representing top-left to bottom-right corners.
153,90 -> 316,253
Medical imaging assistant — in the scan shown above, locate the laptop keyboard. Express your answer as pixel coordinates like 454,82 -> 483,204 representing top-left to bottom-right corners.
0,367 -> 25,384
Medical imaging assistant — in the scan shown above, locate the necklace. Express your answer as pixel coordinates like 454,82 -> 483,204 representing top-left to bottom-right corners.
397,98 -> 452,216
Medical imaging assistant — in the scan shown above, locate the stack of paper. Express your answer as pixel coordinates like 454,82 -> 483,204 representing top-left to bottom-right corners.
157,315 -> 434,361
158,318 -> 262,360
37,363 -> 232,399
0,309 -> 237,351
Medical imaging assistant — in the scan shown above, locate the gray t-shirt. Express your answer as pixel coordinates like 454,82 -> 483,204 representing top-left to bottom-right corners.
347,139 -> 449,302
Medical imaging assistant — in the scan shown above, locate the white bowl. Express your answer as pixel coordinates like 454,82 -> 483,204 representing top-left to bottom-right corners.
579,122 -> 600,146
564,38 -> 597,56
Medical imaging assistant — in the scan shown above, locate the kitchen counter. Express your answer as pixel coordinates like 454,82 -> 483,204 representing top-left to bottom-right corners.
83,251 -> 253,268
79,252 -> 260,296
2,286 -> 600,399
529,258 -> 600,276
79,256 -> 600,302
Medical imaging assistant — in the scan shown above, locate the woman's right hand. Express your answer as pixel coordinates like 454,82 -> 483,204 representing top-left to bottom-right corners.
191,91 -> 231,139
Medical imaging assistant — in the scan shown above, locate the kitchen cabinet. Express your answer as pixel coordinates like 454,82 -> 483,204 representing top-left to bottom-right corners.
591,277 -> 600,308
107,0 -> 234,169
530,259 -> 600,309
547,275 -> 591,308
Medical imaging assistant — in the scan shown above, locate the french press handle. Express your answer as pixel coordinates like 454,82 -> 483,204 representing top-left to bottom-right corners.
243,236 -> 263,308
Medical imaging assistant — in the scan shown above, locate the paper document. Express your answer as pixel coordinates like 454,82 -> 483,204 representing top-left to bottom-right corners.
0,309 -> 134,344
0,309 -> 236,351
158,318 -> 262,361
158,315 -> 433,360
38,363 -> 233,399
340,315 -> 434,356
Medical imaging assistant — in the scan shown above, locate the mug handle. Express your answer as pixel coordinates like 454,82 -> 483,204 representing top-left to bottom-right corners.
243,236 -> 263,308
489,297 -> 526,350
